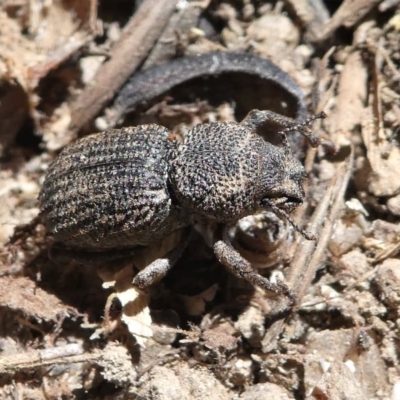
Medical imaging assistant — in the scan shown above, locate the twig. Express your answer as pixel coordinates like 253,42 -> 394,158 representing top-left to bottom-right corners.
379,0 -> 400,11
69,0 -> 179,136
293,154 -> 353,301
0,344 -> 100,375
142,1 -> 206,68
262,151 -> 354,352
315,0 -> 382,43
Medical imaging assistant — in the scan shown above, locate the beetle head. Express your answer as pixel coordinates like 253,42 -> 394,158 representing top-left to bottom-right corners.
256,141 -> 305,211
254,140 -> 314,239
260,157 -> 306,213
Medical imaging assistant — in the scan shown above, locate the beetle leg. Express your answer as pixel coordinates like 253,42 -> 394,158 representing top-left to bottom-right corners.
213,227 -> 296,306
241,109 -> 328,154
132,229 -> 192,290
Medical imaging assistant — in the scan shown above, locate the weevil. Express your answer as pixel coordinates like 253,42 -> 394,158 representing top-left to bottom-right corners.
39,109 -> 326,304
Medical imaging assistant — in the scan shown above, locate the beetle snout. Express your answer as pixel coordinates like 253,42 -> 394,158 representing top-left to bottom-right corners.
262,183 -> 304,213
281,195 -> 303,212
261,192 -> 303,212
284,195 -> 303,206
273,194 -> 302,209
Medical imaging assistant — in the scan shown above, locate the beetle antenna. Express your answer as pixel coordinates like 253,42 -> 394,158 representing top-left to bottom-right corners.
263,199 -> 316,241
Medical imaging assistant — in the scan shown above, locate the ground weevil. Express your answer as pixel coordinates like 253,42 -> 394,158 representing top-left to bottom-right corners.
39,110 -> 326,304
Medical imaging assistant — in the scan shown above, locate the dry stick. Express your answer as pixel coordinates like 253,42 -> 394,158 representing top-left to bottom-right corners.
379,0 -> 400,11
262,151 -> 353,353
88,0 -> 99,32
0,344 -> 100,374
291,55 -> 335,241
69,0 -> 179,135
293,154 -> 353,300
372,241 -> 400,264
316,0 -> 381,43
143,2 -> 205,68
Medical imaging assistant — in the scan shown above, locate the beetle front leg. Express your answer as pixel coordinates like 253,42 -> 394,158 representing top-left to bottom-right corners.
213,233 -> 296,306
241,109 -> 295,132
241,109 -> 327,152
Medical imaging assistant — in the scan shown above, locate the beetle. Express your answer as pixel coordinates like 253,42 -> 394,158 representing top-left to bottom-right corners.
39,109 -> 326,303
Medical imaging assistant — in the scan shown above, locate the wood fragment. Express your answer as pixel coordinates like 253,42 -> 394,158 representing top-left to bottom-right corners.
328,51 -> 368,145
316,0 -> 382,43
372,240 -> 400,264
310,47 -> 338,114
0,276 -> 79,323
362,46 -> 400,196
0,343 -> 99,375
0,6 -> 95,150
379,0 -> 400,11
292,155 -> 353,301
69,0 -> 179,136
143,1 -> 206,68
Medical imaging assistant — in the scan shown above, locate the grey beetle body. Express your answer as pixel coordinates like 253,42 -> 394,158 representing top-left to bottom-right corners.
40,109 -> 324,301
40,118 -> 304,251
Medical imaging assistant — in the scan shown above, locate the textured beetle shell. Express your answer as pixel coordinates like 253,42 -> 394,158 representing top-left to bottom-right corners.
170,122 -> 296,222
40,125 -> 187,249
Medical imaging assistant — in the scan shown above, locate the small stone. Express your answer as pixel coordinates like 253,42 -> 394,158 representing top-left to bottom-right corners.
239,382 -> 294,400
387,193 -> 400,216
139,364 -> 231,400
329,220 -> 363,256
339,250 -> 370,286
355,291 -> 387,317
374,258 -> 400,309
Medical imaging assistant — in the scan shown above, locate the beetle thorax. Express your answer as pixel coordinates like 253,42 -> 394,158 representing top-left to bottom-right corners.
169,122 -> 262,222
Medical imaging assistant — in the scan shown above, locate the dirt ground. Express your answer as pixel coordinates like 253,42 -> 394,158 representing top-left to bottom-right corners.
0,0 -> 400,399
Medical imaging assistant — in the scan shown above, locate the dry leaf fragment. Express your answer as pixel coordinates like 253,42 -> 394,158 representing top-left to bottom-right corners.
0,276 -> 77,323
96,265 -> 152,346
